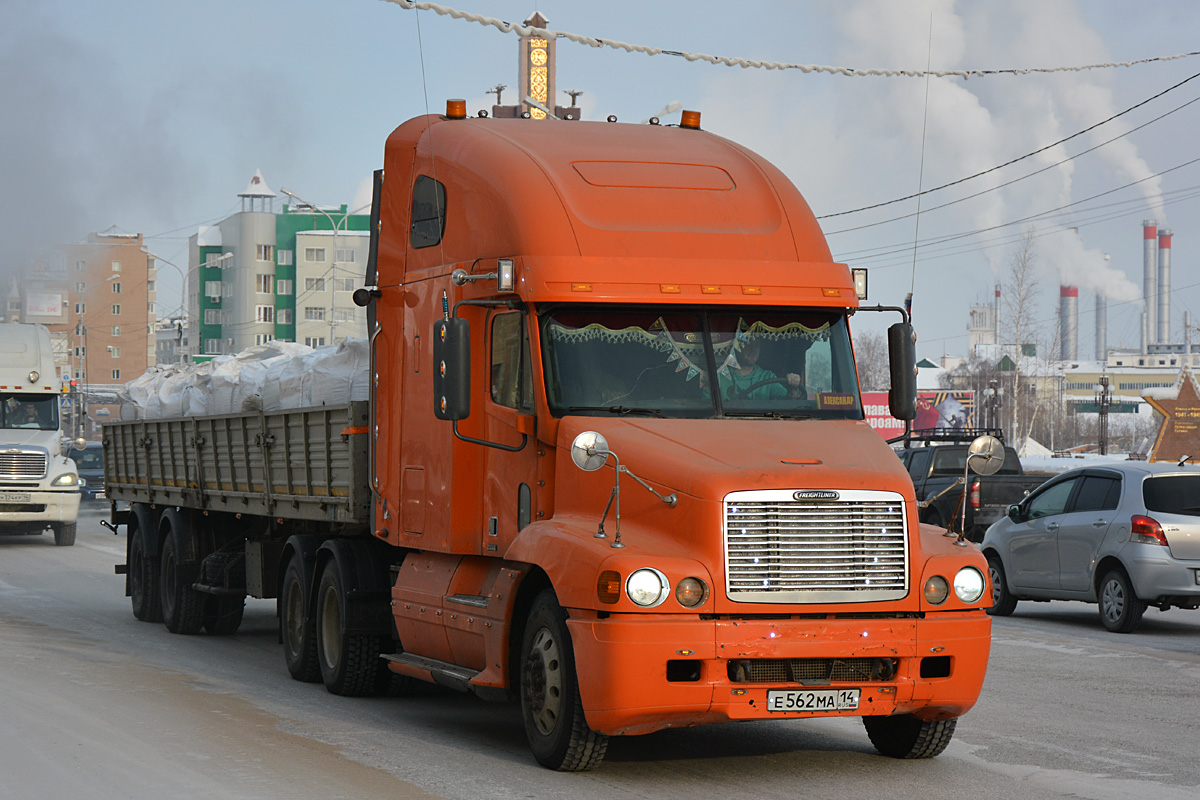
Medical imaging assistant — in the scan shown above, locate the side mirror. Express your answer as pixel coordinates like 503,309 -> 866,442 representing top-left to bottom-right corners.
1007,504 -> 1022,522
432,318 -> 470,421
570,431 -> 611,472
967,435 -> 1004,476
887,322 -> 917,421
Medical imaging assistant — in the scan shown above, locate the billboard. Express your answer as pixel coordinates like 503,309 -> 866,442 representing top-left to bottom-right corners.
25,292 -> 64,318
862,391 -> 976,439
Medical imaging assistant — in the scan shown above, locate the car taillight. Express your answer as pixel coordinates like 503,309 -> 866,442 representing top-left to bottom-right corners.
1131,515 -> 1168,546
970,479 -> 980,509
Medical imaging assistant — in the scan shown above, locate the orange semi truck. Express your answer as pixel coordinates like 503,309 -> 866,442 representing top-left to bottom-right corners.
105,101 -> 991,770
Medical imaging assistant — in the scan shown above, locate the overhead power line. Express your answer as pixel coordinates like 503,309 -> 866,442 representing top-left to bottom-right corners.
382,0 -> 1200,79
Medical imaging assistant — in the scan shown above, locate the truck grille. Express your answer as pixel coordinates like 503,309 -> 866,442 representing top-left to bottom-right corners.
728,657 -> 897,684
0,449 -> 48,480
724,490 -> 908,603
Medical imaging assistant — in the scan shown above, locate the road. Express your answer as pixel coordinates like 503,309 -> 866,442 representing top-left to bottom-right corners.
2,503 -> 1199,799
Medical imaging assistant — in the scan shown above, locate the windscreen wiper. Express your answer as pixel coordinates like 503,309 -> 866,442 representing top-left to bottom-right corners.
722,410 -> 812,420
564,405 -> 664,418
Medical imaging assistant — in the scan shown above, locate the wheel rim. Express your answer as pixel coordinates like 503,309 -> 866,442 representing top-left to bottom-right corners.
284,578 -> 304,656
988,564 -> 1003,605
524,625 -> 564,736
1101,577 -> 1125,623
319,584 -> 341,671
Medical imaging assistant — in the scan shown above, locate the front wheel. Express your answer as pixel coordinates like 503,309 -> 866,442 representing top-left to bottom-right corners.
864,715 -> 957,759
520,590 -> 607,771
1099,568 -> 1146,633
53,522 -> 76,546
986,553 -> 1017,616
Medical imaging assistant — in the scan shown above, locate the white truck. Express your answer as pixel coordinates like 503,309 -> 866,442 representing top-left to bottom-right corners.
0,323 -> 82,545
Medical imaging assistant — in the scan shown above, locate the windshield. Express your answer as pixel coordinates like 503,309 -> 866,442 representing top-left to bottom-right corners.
541,306 -> 863,420
1,393 -> 60,431
70,448 -> 103,469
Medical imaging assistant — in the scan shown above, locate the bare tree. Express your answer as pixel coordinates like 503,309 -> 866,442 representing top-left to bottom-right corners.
1001,229 -> 1041,446
853,329 -> 889,391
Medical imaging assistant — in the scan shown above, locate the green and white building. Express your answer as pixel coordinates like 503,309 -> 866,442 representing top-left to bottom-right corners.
187,170 -> 370,361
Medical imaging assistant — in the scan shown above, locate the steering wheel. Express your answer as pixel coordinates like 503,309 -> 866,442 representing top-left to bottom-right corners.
727,377 -> 806,400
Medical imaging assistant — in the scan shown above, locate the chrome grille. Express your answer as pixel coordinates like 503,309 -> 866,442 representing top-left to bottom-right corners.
724,490 -> 908,603
0,449 -> 48,480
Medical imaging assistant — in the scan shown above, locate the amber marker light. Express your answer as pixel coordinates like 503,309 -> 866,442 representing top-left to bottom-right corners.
446,99 -> 467,119
571,283 -> 593,292
701,285 -> 721,294
680,110 -> 701,129
660,284 -> 681,294
741,286 -> 762,295
822,288 -> 841,297
597,570 -> 622,604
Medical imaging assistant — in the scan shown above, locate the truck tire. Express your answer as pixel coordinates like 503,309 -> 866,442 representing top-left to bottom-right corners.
315,561 -> 385,696
204,595 -> 245,636
864,714 -> 957,759
1099,568 -> 1146,633
281,554 -> 321,682
53,523 -> 76,547
160,517 -> 205,635
520,590 -> 608,771
986,553 -> 1017,617
129,528 -> 163,622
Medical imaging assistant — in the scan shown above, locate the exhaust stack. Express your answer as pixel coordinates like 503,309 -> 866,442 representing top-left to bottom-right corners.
1060,285 -> 1078,361
1158,229 -> 1173,344
1144,220 -> 1158,345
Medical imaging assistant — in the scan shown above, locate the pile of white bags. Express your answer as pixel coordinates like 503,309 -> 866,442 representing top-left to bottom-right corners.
118,338 -> 369,420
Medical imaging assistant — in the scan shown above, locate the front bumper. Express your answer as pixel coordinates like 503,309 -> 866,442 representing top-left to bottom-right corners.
0,489 -> 81,531
569,611 -> 991,736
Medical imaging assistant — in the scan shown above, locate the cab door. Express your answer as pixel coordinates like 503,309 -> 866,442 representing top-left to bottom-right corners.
1007,476 -> 1079,591
481,311 -> 539,553
1056,472 -> 1121,593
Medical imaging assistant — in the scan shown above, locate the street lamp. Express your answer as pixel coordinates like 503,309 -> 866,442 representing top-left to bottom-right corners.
1094,374 -> 1111,455
143,247 -> 232,362
984,379 -> 1002,434
279,187 -> 369,346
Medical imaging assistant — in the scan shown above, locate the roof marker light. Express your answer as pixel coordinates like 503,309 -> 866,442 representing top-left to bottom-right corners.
680,110 -> 701,129
446,99 -> 467,119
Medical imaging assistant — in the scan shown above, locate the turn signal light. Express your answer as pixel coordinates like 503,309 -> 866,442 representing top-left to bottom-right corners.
1131,515 -> 1168,546
597,570 -> 621,604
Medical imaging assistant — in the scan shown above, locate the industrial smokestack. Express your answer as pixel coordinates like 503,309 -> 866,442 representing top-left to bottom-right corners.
1060,285 -> 1078,361
994,284 -> 1001,344
1158,229 -> 1173,344
1095,259 -> 1107,362
1144,220 -> 1158,344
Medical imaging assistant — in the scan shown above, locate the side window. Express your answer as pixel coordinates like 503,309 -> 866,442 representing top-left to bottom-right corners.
1073,476 -> 1120,513
490,313 -> 532,411
1028,478 -> 1078,519
907,450 -> 931,480
411,175 -> 447,249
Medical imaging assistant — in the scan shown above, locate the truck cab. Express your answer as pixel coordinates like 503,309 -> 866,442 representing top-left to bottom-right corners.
0,323 -> 82,546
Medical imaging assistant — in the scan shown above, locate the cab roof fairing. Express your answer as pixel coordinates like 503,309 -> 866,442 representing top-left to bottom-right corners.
379,115 -> 850,302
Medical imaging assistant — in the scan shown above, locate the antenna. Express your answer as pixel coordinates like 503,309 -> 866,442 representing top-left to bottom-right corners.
908,14 -> 935,307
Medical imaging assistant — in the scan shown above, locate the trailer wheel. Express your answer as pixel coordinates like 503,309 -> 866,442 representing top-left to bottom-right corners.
864,714 -> 957,758
204,595 -> 245,636
129,527 -> 162,622
520,590 -> 607,771
315,561 -> 385,696
53,522 -> 76,547
281,554 -> 320,682
160,516 -> 205,635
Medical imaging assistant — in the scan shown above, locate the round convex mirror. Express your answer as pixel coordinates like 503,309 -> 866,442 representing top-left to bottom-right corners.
570,431 -> 610,472
967,435 -> 1005,476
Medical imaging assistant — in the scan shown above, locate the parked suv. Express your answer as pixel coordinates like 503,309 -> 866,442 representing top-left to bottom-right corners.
981,461 -> 1200,632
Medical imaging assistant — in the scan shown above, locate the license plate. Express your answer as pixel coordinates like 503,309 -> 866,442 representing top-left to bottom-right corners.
767,688 -> 860,712
1194,570 -> 1200,586
0,493 -> 31,502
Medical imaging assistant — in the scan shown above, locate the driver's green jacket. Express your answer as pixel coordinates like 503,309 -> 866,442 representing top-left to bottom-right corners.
718,365 -> 788,400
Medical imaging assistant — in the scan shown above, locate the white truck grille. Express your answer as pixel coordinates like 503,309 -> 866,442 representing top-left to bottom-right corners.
724,489 -> 909,604
0,449 -> 48,480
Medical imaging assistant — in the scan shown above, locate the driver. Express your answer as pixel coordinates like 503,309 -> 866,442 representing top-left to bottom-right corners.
720,338 -> 803,400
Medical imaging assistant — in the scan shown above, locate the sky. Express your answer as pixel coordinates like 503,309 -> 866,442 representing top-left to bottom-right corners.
3,0 -> 1199,363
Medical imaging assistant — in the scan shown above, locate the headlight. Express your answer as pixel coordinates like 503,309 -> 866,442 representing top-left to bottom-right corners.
674,577 -> 709,608
954,567 -> 986,603
51,473 -> 80,487
626,568 -> 669,608
923,575 -> 949,605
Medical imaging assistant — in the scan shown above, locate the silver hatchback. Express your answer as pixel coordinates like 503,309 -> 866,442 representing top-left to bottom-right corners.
981,460 -> 1200,632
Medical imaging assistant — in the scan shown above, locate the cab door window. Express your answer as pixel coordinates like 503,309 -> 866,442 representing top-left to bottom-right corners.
490,313 -> 532,410
1027,478 -> 1079,519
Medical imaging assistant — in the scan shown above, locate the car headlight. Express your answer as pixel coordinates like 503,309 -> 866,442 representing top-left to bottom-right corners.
51,473 -> 80,488
626,568 -> 669,608
954,567 -> 986,603
923,575 -> 950,605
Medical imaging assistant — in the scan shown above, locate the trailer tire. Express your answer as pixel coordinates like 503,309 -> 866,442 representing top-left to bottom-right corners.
281,554 -> 321,683
520,590 -> 607,771
204,595 -> 245,636
129,528 -> 162,622
864,714 -> 957,759
53,522 -> 76,547
316,561 -> 385,697
160,516 -> 205,635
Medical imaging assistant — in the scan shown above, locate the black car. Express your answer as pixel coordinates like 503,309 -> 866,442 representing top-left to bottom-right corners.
69,441 -> 105,501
